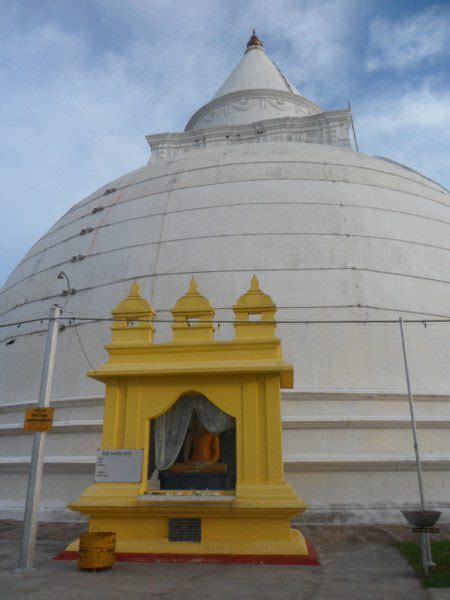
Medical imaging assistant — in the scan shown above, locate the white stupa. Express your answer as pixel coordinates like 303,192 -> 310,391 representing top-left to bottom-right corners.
1,33 -> 449,522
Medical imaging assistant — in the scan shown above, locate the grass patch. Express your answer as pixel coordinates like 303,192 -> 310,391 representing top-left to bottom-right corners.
398,541 -> 450,587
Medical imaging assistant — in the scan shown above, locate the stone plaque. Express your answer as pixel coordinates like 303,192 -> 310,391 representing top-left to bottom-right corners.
94,449 -> 143,483
168,518 -> 201,542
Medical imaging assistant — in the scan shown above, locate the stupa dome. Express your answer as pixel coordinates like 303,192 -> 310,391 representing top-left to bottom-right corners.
1,34 -> 449,523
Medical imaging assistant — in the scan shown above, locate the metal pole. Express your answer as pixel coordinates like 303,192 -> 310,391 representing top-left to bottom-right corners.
421,533 -> 429,575
399,318 -> 436,571
425,532 -> 434,568
399,317 -> 426,509
348,101 -> 359,152
15,304 -> 61,572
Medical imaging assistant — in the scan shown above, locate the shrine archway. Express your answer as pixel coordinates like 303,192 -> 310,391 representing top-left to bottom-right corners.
148,393 -> 236,491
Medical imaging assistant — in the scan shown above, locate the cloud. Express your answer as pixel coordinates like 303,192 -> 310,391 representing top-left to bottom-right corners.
0,23 -> 151,282
0,9 -> 234,283
356,81 -> 450,189
0,0 -> 363,285
235,0 -> 363,104
0,0 -> 449,287
98,0 -> 362,104
366,5 -> 450,72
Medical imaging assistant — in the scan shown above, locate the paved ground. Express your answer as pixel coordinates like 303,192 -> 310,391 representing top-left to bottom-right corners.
0,521 -> 449,599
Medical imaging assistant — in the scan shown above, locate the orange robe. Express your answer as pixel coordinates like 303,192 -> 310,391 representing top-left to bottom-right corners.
190,431 -> 220,464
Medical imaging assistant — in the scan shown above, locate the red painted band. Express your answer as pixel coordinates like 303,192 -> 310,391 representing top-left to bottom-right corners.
54,540 -> 319,566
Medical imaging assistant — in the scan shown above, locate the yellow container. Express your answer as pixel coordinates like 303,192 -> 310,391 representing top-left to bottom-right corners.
77,532 -> 116,570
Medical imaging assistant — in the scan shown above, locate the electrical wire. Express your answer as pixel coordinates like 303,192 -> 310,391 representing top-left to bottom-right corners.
2,315 -> 450,329
72,321 -> 97,373
3,313 -> 450,346
0,316 -> 51,328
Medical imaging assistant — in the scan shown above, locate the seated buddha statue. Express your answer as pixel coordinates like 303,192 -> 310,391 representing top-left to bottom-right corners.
169,414 -> 227,474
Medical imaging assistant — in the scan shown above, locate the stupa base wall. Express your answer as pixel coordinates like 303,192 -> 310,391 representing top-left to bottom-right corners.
1,390 -> 449,524
295,504 -> 450,525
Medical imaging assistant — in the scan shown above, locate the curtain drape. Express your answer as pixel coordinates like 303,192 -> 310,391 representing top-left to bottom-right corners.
150,395 -> 234,482
193,395 -> 234,434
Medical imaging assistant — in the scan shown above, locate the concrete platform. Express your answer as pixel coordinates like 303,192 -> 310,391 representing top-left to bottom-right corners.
1,521 -> 449,599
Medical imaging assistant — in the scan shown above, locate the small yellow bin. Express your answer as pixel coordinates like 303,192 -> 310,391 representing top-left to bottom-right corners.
77,532 -> 116,571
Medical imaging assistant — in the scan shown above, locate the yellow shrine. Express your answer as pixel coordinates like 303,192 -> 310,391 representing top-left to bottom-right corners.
68,276 -> 310,559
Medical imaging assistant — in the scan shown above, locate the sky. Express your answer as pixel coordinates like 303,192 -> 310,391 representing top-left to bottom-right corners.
1,0 -> 450,286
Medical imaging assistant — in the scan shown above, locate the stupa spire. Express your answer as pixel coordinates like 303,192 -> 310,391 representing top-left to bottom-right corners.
184,32 -> 323,131
211,32 -> 300,100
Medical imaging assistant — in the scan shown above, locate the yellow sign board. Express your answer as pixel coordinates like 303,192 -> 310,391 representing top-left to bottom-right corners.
23,407 -> 54,432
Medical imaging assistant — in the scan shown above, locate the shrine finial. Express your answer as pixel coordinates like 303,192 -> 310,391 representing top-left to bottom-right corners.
110,281 -> 156,343
188,276 -> 199,294
233,275 -> 276,339
250,274 -> 260,291
112,281 -> 155,319
171,278 -> 215,341
129,280 -> 140,297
